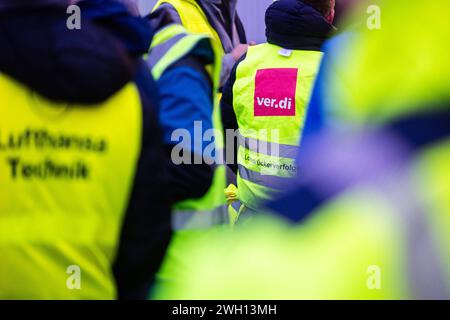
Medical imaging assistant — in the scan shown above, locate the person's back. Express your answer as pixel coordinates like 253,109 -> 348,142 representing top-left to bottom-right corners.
0,1 -> 171,299
0,76 -> 142,299
221,0 -> 334,213
152,0 -> 450,300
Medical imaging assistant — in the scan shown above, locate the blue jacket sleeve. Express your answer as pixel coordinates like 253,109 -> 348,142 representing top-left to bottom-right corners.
156,62 -> 213,153
155,56 -> 216,203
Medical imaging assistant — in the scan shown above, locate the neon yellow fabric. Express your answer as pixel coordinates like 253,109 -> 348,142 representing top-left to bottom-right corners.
233,43 -> 322,209
154,192 -> 409,299
147,25 -> 228,297
153,139 -> 450,299
332,0 -> 450,125
153,0 -> 223,54
150,24 -> 216,80
0,74 -> 142,299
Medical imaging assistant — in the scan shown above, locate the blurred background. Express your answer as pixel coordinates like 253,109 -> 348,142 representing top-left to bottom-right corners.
137,0 -> 273,43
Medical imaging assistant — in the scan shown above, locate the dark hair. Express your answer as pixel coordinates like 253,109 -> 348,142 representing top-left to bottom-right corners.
302,0 -> 334,17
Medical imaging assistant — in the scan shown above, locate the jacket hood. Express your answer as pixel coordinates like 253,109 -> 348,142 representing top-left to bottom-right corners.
0,0 -> 153,104
265,0 -> 334,51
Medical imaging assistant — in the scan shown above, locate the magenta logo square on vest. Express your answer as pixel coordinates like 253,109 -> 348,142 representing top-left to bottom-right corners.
254,68 -> 298,117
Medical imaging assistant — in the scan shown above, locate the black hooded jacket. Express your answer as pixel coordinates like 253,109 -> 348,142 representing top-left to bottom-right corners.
0,3 -> 137,104
221,0 -> 334,173
265,0 -> 333,51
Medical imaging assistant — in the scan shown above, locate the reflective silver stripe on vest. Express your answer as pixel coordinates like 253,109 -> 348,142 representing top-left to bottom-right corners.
147,33 -> 187,70
238,164 -> 292,190
238,133 -> 299,160
172,206 -> 228,231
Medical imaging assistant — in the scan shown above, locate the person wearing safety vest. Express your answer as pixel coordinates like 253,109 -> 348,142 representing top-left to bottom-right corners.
152,0 -> 450,300
221,0 -> 335,220
0,0 -> 172,299
150,0 -> 249,85
145,13 -> 227,297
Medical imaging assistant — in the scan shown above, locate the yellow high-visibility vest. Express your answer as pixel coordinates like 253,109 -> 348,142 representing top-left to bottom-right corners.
153,0 -> 224,54
146,24 -> 228,297
147,23 -> 226,231
233,43 -> 323,209
0,74 -> 142,299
